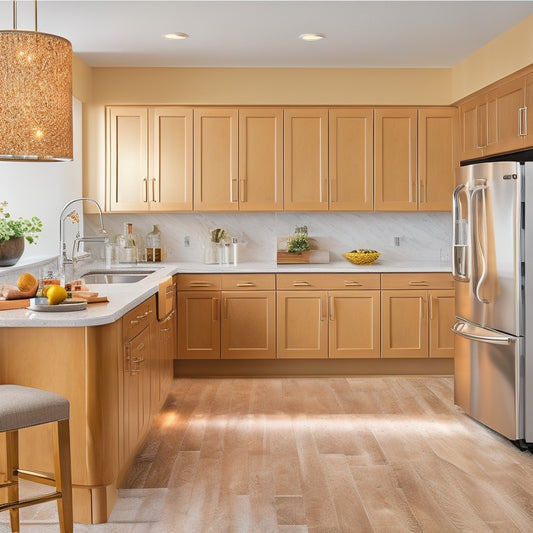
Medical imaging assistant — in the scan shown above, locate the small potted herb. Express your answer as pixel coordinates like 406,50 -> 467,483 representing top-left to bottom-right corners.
0,201 -> 43,266
287,225 -> 311,254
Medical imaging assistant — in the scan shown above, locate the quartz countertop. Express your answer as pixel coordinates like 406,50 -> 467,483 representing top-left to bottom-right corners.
0,259 -> 451,327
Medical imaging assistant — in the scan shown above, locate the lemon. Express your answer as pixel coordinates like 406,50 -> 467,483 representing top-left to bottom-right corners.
46,285 -> 68,305
17,272 -> 37,291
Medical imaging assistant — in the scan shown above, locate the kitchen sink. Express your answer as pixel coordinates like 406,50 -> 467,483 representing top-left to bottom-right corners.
81,269 -> 157,284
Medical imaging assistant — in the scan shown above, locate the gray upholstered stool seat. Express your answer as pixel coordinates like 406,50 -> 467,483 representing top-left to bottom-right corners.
0,384 -> 73,533
0,385 -> 69,432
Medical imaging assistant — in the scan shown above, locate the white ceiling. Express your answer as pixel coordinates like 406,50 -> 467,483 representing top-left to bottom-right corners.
2,0 -> 533,68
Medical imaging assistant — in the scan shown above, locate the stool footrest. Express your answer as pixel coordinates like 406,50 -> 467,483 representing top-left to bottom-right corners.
17,468 -> 56,487
0,491 -> 62,512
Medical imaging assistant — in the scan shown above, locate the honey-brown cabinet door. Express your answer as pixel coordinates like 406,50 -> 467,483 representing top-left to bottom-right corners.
328,290 -> 380,358
107,106 -> 149,212
277,291 -> 328,358
523,73 -> 533,149
485,78 -> 526,156
374,108 -> 418,211
221,291 -> 276,359
329,108 -> 373,211
429,290 -> 455,358
381,290 -> 428,358
177,291 -> 220,359
459,95 -> 487,162
194,108 -> 239,211
149,107 -> 193,211
239,108 -> 283,211
284,108 -> 329,211
418,108 -> 457,211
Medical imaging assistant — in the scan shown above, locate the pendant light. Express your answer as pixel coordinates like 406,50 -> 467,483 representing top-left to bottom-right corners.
0,0 -> 73,161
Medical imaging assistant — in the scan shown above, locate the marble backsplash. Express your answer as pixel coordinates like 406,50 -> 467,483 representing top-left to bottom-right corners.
86,211 -> 452,265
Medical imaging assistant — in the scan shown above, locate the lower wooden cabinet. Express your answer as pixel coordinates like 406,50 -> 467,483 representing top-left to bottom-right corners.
381,274 -> 455,359
277,290 -> 328,358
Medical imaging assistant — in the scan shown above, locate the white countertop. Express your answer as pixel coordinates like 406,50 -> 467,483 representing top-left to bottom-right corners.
0,259 -> 451,327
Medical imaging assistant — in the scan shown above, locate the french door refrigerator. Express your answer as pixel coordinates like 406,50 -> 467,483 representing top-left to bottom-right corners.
452,160 -> 533,445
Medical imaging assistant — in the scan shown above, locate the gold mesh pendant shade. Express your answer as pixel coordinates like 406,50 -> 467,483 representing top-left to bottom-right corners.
0,29 -> 73,161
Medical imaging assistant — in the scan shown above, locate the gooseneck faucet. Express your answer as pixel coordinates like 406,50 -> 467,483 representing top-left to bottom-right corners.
59,197 -> 107,276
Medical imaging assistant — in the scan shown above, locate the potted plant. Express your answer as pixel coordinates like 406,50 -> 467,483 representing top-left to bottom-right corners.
0,201 -> 43,266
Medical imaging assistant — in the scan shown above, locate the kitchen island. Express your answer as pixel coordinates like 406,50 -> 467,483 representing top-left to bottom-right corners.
0,259 -> 452,523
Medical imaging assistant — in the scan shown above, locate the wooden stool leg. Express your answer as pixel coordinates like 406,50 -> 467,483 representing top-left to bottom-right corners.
53,419 -> 73,533
6,430 -> 19,533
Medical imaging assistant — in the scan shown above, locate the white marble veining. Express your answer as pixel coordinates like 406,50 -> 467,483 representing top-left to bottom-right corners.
0,258 -> 451,328
86,211 -> 451,264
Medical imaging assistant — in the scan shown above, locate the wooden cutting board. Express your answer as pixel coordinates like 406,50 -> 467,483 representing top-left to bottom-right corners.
0,299 -> 30,310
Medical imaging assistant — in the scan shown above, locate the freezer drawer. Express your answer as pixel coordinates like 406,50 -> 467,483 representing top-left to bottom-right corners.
453,320 -> 523,441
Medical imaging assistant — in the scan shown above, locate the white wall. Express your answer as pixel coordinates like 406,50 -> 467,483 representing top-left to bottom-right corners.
0,98 -> 82,262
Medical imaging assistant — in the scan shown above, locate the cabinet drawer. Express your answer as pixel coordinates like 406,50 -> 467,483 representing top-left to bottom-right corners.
221,274 -> 276,290
123,296 -> 156,342
177,274 -> 222,291
276,273 -> 380,290
124,326 -> 150,373
381,273 -> 454,290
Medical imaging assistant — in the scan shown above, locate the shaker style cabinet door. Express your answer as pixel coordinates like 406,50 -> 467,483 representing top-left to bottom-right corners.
284,108 -> 329,211
329,108 -> 374,211
418,108 -> 457,211
107,106 -> 149,212
459,95 -> 487,161
194,108 -> 239,211
374,108 -> 418,211
328,290 -> 380,358
238,108 -> 283,211
429,290 -> 455,358
148,107 -> 193,211
277,291 -> 328,358
220,291 -> 276,359
177,291 -> 221,359
381,289 -> 428,358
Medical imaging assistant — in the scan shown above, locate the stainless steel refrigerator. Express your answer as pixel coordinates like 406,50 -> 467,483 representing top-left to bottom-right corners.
452,160 -> 533,445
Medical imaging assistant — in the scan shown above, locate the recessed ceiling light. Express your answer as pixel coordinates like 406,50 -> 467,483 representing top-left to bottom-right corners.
164,32 -> 189,40
299,33 -> 325,42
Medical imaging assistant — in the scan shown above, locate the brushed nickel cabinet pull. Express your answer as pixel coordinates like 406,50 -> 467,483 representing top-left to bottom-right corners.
321,294 -> 327,321
329,296 -> 335,321
236,282 -> 255,287
408,281 -> 428,286
231,178 -> 238,202
293,281 -> 311,287
136,342 -> 145,351
344,281 -> 361,286
142,177 -> 148,202
130,319 -> 139,325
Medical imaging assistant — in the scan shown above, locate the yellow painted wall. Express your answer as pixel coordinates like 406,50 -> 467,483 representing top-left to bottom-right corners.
451,13 -> 533,102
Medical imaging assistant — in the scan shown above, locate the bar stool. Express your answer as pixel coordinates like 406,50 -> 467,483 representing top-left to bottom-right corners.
0,385 -> 73,533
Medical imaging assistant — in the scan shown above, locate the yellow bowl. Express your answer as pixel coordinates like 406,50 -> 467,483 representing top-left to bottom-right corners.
343,251 -> 381,265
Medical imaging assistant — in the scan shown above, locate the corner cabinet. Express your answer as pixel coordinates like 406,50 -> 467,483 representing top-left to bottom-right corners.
107,106 -> 193,212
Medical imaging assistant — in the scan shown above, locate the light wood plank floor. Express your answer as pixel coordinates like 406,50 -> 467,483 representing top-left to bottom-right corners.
3,376 -> 533,532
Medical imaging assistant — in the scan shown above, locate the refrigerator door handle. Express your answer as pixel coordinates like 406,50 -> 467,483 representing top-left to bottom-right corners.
470,183 -> 489,304
452,321 -> 515,345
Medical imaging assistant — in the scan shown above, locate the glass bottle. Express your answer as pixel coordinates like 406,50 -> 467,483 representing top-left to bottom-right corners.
118,223 -> 137,263
146,225 -> 162,262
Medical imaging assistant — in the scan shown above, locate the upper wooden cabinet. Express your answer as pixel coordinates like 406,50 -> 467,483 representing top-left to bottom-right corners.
194,108 -> 239,211
238,108 -> 283,211
418,108 -> 457,211
284,108 -> 329,211
374,108 -> 418,211
459,94 -> 487,161
329,108 -> 374,211
107,106 -> 193,212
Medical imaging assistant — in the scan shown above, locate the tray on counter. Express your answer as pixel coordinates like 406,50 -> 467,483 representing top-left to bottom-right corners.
27,297 -> 88,312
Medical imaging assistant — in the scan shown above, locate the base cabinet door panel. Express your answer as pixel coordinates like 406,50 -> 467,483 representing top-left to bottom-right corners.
328,291 -> 380,358
178,291 -> 220,359
221,291 -> 276,358
277,291 -> 328,358
381,290 -> 428,358
429,290 -> 455,358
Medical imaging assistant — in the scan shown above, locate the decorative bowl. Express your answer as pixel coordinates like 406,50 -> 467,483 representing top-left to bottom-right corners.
343,251 -> 381,265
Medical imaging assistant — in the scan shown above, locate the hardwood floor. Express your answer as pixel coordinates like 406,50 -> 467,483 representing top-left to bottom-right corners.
3,376 -> 533,532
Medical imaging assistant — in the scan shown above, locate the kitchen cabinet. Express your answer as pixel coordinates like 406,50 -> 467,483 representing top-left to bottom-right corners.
284,108 -> 329,211
177,274 -> 276,359
459,94 -> 487,161
374,108 -> 418,211
238,108 -> 283,211
381,273 -> 455,358
193,108 -> 239,211
418,108 -> 457,211
329,108 -> 374,211
107,106 -> 193,212
276,273 -> 381,359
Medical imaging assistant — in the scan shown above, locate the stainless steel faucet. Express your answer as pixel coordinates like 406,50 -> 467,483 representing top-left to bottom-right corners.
59,197 -> 107,276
